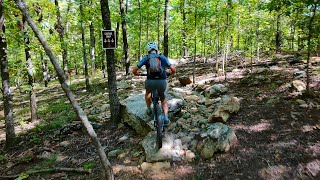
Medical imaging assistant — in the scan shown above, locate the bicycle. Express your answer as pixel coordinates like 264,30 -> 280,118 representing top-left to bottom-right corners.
140,73 -> 167,149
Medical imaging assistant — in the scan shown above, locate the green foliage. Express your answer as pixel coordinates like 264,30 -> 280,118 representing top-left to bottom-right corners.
29,135 -> 42,144
3,0 -> 320,88
16,173 -> 29,180
0,154 -> 7,162
83,162 -> 95,169
35,97 -> 74,132
196,175 -> 202,180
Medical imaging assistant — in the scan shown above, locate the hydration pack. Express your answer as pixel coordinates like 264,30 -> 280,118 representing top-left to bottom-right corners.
147,53 -> 163,76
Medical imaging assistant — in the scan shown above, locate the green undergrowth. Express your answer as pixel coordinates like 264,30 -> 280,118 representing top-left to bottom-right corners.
35,97 -> 75,132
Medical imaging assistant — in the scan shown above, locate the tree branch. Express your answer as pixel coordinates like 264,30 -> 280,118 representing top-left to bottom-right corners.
0,167 -> 91,179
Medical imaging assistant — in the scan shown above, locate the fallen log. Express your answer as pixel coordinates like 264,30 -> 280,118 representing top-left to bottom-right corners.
0,167 -> 91,179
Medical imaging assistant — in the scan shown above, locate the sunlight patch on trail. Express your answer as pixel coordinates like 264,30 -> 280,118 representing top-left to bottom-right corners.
258,165 -> 292,180
0,119 -> 42,141
233,121 -> 271,133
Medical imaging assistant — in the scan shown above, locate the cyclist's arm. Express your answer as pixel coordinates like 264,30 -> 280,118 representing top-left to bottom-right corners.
132,56 -> 148,76
161,55 -> 176,76
132,66 -> 140,76
168,64 -> 176,76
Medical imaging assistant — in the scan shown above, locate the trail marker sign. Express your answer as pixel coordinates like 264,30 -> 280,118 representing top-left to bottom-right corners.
102,30 -> 116,49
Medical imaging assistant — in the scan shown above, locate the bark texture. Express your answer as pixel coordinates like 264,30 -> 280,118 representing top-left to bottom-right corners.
164,0 -> 170,57
119,0 -> 130,75
1,0 -> 16,148
100,0 -> 121,126
55,0 -> 68,72
22,17 -> 37,122
80,1 -> 90,90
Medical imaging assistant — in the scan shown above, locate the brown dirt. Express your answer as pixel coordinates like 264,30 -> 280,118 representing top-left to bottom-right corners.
0,60 -> 319,180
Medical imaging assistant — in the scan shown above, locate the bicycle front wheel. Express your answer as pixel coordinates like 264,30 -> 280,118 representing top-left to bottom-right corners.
156,116 -> 163,149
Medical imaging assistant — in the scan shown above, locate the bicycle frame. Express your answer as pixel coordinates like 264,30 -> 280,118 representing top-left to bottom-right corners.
139,73 -> 165,149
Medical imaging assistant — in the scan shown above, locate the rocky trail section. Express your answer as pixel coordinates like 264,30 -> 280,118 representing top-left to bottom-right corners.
1,57 -> 319,179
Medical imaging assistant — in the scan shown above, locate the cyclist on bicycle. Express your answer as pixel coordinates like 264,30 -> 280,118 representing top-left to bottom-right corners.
132,42 -> 176,126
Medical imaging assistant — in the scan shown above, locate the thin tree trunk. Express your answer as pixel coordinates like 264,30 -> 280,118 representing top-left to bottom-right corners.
102,50 -> 106,78
215,32 -> 219,72
146,2 -> 149,41
275,13 -> 281,53
215,2 -> 219,72
306,2 -> 317,94
203,0 -> 208,63
55,0 -> 68,73
138,0 -> 142,59
182,0 -> 188,57
0,0 -> 15,148
157,0 -> 161,49
256,19 -> 260,62
90,21 -> 96,76
22,17 -> 37,122
163,0 -> 170,57
193,0 -> 197,84
116,20 -> 119,49
237,13 -> 240,50
41,52 -> 49,87
14,1 -> 113,179
119,0 -> 130,75
100,0 -> 121,126
80,1 -> 90,90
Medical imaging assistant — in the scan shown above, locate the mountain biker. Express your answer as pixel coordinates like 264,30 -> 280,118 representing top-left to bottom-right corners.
132,42 -> 176,126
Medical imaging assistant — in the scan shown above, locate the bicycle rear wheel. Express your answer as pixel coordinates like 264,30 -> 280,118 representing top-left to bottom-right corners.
156,116 -> 163,149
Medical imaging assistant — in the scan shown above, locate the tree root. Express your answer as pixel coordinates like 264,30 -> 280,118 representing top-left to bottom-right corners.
0,167 -> 91,179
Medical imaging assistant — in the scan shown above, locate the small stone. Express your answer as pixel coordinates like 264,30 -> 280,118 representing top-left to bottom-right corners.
141,162 -> 171,173
185,150 -> 195,162
118,135 -> 129,142
108,149 -> 122,157
59,141 -> 70,147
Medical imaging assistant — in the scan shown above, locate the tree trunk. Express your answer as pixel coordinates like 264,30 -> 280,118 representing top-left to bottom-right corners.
306,3 -> 317,94
102,51 -> 106,78
119,0 -> 130,75
163,0 -> 170,57
157,0 -> 161,49
181,0 -> 187,57
138,0 -> 142,59
146,2 -> 149,41
116,20 -> 119,49
275,13 -> 281,53
55,0 -> 68,72
0,0 -> 16,148
41,52 -> 49,87
80,1 -> 90,90
215,2 -> 219,72
237,13 -> 240,50
90,21 -> 96,76
14,1 -> 113,179
193,0 -> 197,84
100,0 -> 121,125
22,17 -> 37,122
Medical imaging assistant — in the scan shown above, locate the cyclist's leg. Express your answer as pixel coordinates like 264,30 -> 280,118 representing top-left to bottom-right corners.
145,80 -> 153,115
157,80 -> 170,125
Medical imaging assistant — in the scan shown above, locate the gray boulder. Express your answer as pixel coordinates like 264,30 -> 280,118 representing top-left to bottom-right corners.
120,93 -> 184,135
292,80 -> 306,92
142,132 -> 195,162
197,123 -> 237,159
204,84 -> 228,98
208,95 -> 240,122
